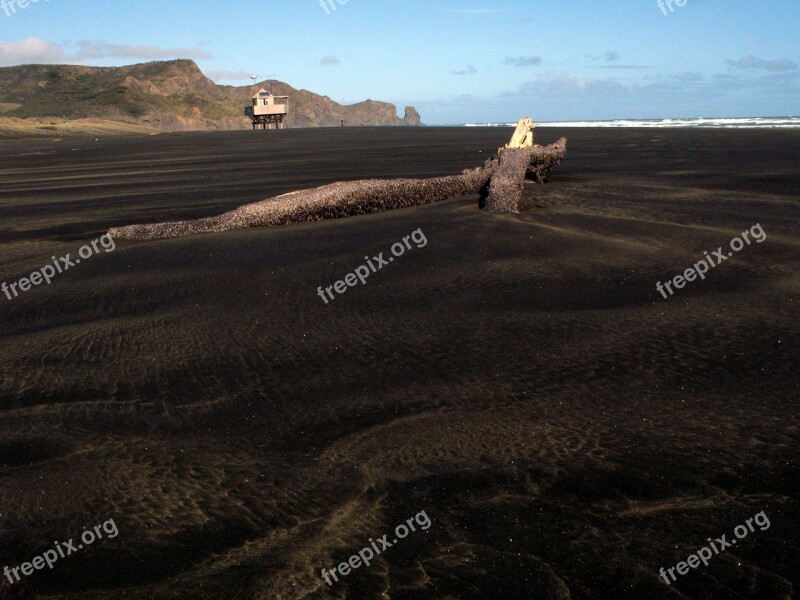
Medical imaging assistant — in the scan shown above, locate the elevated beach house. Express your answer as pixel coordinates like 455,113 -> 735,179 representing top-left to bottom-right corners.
245,89 -> 289,130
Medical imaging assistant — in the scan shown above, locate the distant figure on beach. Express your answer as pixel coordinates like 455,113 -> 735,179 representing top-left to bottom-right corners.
341,119 -> 344,127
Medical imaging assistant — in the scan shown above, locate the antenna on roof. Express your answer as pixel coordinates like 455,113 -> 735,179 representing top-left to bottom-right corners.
251,75 -> 258,91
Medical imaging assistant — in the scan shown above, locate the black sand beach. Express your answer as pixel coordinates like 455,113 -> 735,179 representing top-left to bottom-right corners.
0,127 -> 798,599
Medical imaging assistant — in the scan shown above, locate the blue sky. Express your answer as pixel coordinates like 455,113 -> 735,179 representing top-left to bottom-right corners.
1,0 -> 798,124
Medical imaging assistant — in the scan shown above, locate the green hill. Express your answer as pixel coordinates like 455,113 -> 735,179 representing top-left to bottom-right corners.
0,60 -> 421,131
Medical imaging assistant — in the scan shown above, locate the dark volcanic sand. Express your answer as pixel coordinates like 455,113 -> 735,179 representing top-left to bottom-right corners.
0,127 -> 798,600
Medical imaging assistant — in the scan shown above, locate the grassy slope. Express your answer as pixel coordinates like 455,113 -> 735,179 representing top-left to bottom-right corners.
0,62 -> 233,121
0,61 -> 408,131
0,116 -> 160,138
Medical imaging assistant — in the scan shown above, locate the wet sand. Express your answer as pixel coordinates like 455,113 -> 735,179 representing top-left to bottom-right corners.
0,127 -> 798,599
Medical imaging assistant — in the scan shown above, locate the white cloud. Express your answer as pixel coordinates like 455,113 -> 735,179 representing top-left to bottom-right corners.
451,65 -> 478,76
727,55 -> 797,72
442,8 -> 503,14
202,69 -> 253,82
504,68 -> 800,105
585,51 -> 621,63
320,55 -> 341,66
0,37 -> 68,65
74,41 -> 212,60
0,37 -> 212,67
508,72 -> 626,97
504,56 -> 542,67
597,65 -> 652,70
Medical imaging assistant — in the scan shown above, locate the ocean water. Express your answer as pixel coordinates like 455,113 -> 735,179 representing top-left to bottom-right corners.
462,117 -> 800,128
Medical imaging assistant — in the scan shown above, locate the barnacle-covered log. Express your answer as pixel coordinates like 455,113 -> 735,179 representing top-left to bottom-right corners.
526,137 -> 568,183
109,120 -> 567,241
483,138 -> 568,214
109,167 -> 496,241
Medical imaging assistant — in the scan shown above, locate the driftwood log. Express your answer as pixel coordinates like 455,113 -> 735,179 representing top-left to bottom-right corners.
483,141 -> 566,213
109,119 -> 566,241
506,116 -> 536,149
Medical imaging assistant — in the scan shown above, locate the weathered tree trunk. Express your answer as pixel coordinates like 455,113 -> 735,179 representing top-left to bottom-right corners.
483,138 -> 568,214
109,119 -> 566,241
